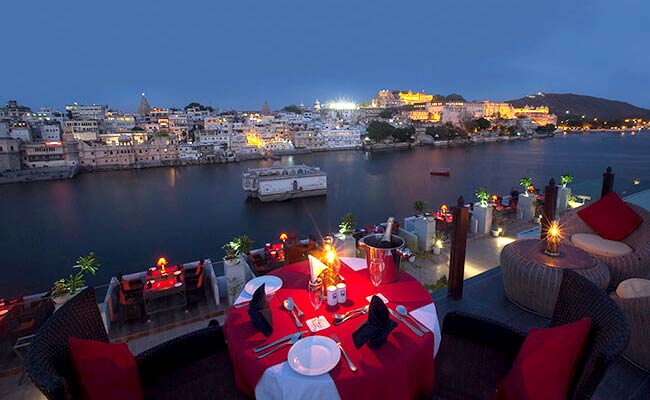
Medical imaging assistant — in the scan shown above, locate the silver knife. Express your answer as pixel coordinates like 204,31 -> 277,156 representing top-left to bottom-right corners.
389,309 -> 424,337
253,331 -> 306,353
256,332 -> 304,359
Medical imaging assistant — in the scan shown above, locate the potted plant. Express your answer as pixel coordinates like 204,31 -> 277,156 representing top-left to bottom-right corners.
560,174 -> 574,188
223,235 -> 253,304
337,213 -> 358,257
52,253 -> 100,305
338,213 -> 356,237
413,200 -> 428,216
475,188 -> 489,207
432,230 -> 447,255
520,177 -> 533,196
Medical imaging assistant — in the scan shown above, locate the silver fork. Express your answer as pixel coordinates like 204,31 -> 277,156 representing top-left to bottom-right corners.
331,334 -> 358,372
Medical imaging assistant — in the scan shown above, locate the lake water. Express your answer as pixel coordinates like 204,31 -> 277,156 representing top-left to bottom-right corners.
1,132 -> 649,297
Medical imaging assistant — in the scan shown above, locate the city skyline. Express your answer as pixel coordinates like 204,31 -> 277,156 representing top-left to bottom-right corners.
1,0 -> 649,111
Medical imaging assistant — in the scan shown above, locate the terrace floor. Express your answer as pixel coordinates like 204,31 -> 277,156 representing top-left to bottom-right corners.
433,268 -> 650,400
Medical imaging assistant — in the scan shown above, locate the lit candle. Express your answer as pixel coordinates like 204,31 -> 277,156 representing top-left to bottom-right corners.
545,221 -> 561,256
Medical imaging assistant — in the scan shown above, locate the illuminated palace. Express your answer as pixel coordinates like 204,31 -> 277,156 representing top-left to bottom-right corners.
371,90 -> 434,108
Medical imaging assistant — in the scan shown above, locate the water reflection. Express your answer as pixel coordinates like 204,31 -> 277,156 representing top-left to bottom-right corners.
1,132 -> 649,296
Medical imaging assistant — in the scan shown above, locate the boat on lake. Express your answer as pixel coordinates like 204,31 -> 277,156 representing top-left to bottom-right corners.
430,168 -> 451,176
242,164 -> 327,202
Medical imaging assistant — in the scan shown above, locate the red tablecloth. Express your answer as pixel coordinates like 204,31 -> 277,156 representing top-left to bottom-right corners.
224,261 -> 435,400
144,275 -> 185,292
146,264 -> 183,281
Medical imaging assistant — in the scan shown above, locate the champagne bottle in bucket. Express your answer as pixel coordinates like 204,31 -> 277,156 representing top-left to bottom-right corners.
378,217 -> 395,248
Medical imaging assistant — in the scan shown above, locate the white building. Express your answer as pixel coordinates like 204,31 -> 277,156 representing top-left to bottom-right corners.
66,104 -> 108,120
41,124 -> 62,141
63,120 -> 100,141
104,115 -> 136,133
320,128 -> 362,148
179,143 -> 201,160
0,121 -> 11,138
10,123 -> 32,142
168,114 -> 189,139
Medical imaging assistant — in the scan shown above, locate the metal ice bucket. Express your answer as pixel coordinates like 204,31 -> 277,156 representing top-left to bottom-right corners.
359,234 -> 406,283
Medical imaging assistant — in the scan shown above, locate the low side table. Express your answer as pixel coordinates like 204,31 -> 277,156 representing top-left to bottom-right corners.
501,239 -> 610,317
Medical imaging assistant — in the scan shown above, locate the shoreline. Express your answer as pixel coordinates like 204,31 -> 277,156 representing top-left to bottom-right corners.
0,132 -> 569,185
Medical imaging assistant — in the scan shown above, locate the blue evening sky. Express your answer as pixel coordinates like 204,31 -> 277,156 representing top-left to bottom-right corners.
1,0 -> 648,111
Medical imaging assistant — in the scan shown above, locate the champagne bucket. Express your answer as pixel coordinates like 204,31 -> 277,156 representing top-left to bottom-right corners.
359,234 -> 406,283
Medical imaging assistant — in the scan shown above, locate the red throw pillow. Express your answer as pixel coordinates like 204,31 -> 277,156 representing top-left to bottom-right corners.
68,337 -> 144,400
495,318 -> 592,400
577,192 -> 642,241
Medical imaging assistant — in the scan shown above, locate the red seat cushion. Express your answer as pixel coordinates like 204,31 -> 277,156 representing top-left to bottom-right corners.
69,337 -> 144,400
495,318 -> 592,400
577,192 -> 642,241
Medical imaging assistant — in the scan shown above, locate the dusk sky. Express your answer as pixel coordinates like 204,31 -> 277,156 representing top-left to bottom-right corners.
2,0 -> 649,111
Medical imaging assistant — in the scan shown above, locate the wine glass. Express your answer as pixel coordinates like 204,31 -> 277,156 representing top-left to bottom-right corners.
369,259 -> 384,294
308,278 -> 323,328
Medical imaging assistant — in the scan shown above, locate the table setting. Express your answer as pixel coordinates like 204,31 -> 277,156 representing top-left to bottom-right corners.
224,242 -> 441,400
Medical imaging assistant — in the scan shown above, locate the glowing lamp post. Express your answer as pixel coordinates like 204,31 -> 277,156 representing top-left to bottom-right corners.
544,221 -> 561,257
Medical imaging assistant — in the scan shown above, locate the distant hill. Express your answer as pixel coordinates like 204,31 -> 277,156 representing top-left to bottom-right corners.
506,93 -> 650,121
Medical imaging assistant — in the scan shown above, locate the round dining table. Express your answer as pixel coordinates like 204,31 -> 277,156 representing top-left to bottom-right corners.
224,257 -> 441,400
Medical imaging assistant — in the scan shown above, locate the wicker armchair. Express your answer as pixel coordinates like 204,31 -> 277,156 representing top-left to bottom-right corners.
26,288 -> 246,400
613,291 -> 650,372
561,202 -> 650,291
433,269 -> 630,400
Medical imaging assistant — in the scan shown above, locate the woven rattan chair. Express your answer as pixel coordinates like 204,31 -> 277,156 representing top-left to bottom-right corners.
561,202 -> 650,291
433,269 -> 630,400
25,287 -> 246,400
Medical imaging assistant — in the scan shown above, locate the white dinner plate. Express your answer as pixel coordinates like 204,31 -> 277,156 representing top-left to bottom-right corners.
174,270 -> 182,275
244,276 -> 283,296
287,336 -> 341,376
174,282 -> 183,288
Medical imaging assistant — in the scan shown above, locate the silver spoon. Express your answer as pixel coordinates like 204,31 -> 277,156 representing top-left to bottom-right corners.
396,305 -> 429,333
286,297 -> 304,318
283,298 -> 303,328
333,305 -> 368,320
333,306 -> 369,326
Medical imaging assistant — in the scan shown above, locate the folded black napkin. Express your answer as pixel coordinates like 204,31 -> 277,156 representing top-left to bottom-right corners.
247,283 -> 273,337
352,295 -> 397,349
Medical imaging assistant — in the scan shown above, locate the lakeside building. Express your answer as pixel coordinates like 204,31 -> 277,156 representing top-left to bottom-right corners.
63,120 -> 100,141
21,141 -> 79,168
99,132 -> 149,145
513,106 -> 558,126
65,103 -> 108,120
320,127 -> 362,148
0,137 -> 22,171
77,136 -> 180,168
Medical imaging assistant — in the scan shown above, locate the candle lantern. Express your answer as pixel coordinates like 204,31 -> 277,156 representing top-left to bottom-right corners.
318,236 -> 341,294
544,221 -> 561,256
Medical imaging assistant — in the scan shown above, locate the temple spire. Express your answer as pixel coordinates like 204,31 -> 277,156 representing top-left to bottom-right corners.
261,101 -> 271,115
138,92 -> 151,115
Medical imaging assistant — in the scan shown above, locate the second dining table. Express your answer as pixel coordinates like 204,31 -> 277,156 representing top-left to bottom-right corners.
224,257 -> 441,400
